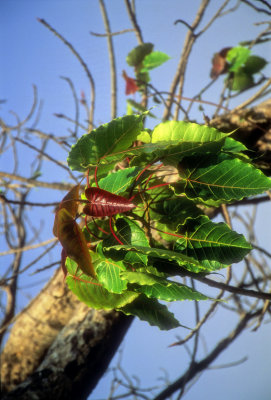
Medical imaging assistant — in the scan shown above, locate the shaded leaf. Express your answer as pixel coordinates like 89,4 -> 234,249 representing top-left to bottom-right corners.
243,55 -> 267,74
231,70 -> 254,91
103,217 -> 150,265
126,43 -> 154,67
120,295 -> 180,330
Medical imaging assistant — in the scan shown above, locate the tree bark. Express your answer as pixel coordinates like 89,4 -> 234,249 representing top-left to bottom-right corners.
0,268 -> 133,399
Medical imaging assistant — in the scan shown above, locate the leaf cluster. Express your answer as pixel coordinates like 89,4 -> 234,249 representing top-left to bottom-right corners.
55,114 -> 271,330
226,46 -> 267,91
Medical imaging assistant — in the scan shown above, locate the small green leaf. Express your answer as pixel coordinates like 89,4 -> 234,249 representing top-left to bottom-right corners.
103,217 -> 150,265
227,46 -> 251,72
96,258 -> 128,294
120,295 -> 180,330
231,70 -> 254,91
126,43 -> 154,67
141,51 -> 170,71
66,258 -> 138,309
97,167 -> 140,194
243,55 -> 267,74
126,99 -> 156,118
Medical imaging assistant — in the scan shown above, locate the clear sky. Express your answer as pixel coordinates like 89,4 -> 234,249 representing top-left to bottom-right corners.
1,1 -> 271,399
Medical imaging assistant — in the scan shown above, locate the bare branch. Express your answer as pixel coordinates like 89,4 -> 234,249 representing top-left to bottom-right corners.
37,18 -> 96,130
99,0 -> 117,119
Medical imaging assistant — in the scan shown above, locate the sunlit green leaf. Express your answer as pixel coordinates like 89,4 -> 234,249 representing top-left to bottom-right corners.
227,46 -> 251,71
174,216 -> 252,270
67,114 -> 145,172
96,258 -> 128,294
122,271 -> 209,301
175,153 -> 271,205
141,51 -> 170,71
66,258 -> 138,309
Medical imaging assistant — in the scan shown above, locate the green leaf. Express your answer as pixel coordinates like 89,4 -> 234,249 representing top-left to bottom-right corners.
175,153 -> 271,205
67,114 -> 145,172
151,196 -> 203,226
66,258 -> 138,309
122,271 -> 209,301
131,121 -> 228,167
152,120 -> 228,145
227,46 -> 251,72
231,70 -> 254,91
126,43 -> 154,67
103,217 -> 150,265
96,258 -> 128,294
222,137 -> 248,153
243,55 -> 267,74
109,244 -> 205,273
174,216 -> 252,270
97,167 -> 140,194
141,51 -> 170,71
120,295 -> 180,330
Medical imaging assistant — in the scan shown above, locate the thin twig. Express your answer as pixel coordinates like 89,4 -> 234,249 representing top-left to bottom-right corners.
0,237 -> 58,257
124,0 -> 143,44
99,0 -> 117,119
60,76 -> 80,137
90,28 -> 135,37
14,136 -> 77,182
38,18 -> 95,130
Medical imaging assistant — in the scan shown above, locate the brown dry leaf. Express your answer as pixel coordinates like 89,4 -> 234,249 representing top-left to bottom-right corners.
56,208 -> 96,278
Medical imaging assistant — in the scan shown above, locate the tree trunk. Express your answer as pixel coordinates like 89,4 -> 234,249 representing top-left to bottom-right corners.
0,268 -> 133,399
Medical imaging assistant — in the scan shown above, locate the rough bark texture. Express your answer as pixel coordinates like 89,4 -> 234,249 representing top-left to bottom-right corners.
0,268 -> 133,399
1,101 -> 271,400
211,99 -> 271,172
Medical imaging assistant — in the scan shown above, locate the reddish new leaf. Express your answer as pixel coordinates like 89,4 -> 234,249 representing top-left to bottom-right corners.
56,208 -> 96,278
210,47 -> 231,79
83,187 -> 136,217
122,70 -> 139,95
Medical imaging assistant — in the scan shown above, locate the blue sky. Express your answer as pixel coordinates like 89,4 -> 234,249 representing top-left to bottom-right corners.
1,1 -> 271,399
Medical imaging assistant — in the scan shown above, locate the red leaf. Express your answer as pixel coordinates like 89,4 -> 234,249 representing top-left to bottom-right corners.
210,47 -> 231,79
56,208 -> 96,278
122,70 -> 139,95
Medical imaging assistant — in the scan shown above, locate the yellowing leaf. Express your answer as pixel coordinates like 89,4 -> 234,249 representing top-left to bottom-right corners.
53,184 -> 80,236
56,208 -> 96,278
